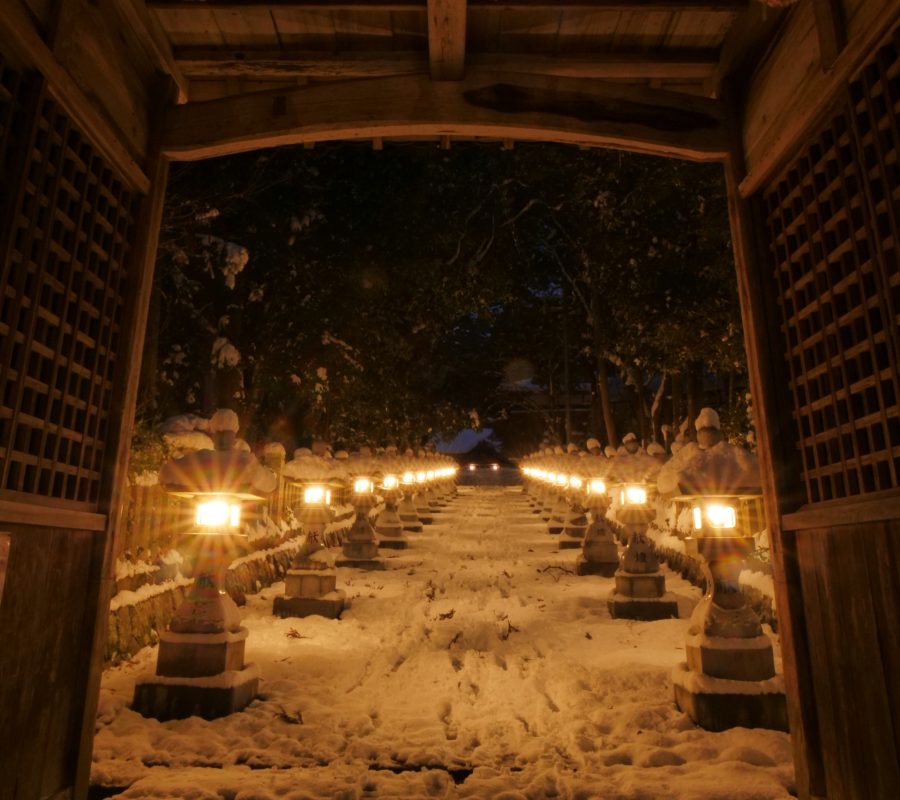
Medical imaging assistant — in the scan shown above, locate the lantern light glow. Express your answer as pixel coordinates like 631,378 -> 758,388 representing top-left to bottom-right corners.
354,478 -> 373,494
623,486 -> 648,505
303,485 -> 331,505
383,475 -> 399,490
589,479 -> 606,495
705,504 -> 737,529
195,498 -> 241,529
569,476 -> 583,489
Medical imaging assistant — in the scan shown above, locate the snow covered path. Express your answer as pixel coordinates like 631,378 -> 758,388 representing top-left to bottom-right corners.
92,487 -> 795,799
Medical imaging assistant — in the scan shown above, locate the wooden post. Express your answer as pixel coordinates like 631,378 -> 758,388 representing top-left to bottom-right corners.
73,80 -> 174,799
723,139 -> 825,798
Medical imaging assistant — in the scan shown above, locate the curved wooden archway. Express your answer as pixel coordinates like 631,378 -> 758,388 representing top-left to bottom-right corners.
162,72 -> 728,163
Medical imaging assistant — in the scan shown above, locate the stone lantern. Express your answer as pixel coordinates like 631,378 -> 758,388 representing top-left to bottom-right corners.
664,408 -> 788,731
575,458 -> 620,577
559,462 -> 590,550
374,466 -> 409,550
397,453 -> 424,534
607,447 -> 677,621
133,409 -> 276,720
272,448 -> 345,619
335,453 -> 384,570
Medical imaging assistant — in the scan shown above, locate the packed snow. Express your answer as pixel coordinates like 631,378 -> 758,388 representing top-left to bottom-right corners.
92,487 -> 794,799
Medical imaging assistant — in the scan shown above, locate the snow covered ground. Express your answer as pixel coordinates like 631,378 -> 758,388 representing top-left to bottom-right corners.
92,487 -> 795,799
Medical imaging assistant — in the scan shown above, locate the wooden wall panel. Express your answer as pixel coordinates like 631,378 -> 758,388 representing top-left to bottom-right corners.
751,19 -> 900,799
0,525 -> 98,800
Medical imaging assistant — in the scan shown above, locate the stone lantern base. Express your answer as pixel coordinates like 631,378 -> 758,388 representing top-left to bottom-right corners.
133,627 -> 259,721
273,561 -> 346,619
671,662 -> 789,732
607,589 -> 679,621
375,503 -> 409,550
336,538 -> 385,570
575,517 -> 619,576
559,506 -> 588,549
606,531 -> 678,620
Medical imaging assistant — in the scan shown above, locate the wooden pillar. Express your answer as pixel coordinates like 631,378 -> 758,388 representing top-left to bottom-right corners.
73,82 -> 173,798
723,146 -> 825,799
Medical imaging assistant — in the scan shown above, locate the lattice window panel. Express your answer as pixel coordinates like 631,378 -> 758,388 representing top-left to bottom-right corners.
0,88 -> 139,507
762,29 -> 900,505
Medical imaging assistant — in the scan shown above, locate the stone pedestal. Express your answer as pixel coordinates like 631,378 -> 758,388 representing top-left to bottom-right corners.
273,557 -> 345,619
414,492 -> 434,525
375,496 -> 409,550
607,522 -> 677,620
673,536 -> 788,731
576,505 -> 619,576
559,501 -> 588,549
336,499 -> 385,570
133,558 -> 259,721
547,494 -> 567,534
398,493 -> 423,533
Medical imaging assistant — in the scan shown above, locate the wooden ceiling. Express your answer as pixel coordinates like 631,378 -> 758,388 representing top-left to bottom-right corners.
146,1 -> 751,102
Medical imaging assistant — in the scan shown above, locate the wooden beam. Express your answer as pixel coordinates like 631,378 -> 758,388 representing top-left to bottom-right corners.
0,0 -> 150,193
162,71 -> 728,162
148,1 -> 748,10
176,48 -> 719,81
811,0 -> 846,70
109,0 -> 190,103
428,0 -> 467,81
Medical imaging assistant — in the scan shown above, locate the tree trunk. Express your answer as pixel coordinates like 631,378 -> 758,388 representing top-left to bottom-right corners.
686,361 -> 704,439
671,371 -> 683,435
597,358 -> 618,448
562,300 -> 572,444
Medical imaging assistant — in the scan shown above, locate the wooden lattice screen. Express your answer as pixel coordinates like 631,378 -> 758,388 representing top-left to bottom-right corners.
762,29 -> 900,506
0,76 -> 139,509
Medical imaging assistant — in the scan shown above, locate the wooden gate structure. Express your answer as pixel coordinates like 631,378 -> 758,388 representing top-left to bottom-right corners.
0,1 -> 898,798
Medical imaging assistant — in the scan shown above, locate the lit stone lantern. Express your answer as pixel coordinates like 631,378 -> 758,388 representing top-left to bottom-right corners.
666,408 -> 788,731
547,446 -> 570,534
336,454 -> 384,570
133,409 -> 276,720
273,448 -> 345,619
559,465 -> 590,550
575,459 -> 620,577
607,447 -> 678,621
397,456 -> 423,533
374,469 -> 409,550
412,457 -> 435,525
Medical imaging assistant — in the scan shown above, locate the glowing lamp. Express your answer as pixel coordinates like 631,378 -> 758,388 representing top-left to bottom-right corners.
621,485 -> 648,506
195,497 -> 242,530
491,464 -> 499,472
303,485 -> 332,506
402,471 -> 414,485
354,478 -> 374,494
692,502 -> 737,532
416,471 -> 426,483
426,470 -> 435,481
588,479 -> 606,495
568,476 -> 583,489
383,474 -> 400,491
555,474 -> 568,487
468,464 -> 477,471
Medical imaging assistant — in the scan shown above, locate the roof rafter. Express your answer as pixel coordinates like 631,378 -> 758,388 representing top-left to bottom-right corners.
162,71 -> 728,162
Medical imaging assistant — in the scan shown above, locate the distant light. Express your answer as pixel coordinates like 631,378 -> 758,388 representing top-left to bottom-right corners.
589,479 -> 606,495
468,464 -> 477,471
402,471 -> 414,485
555,473 -> 568,486
383,475 -> 399,490
491,463 -> 499,471
568,475 -> 582,489
354,478 -> 373,494
416,471 -> 427,483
